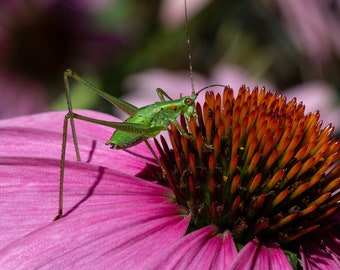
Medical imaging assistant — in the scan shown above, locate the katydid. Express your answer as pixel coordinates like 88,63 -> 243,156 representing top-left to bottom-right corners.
54,0 -> 225,220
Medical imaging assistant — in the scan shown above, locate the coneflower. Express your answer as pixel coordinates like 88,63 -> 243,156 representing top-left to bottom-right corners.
0,87 -> 338,269
155,85 -> 340,269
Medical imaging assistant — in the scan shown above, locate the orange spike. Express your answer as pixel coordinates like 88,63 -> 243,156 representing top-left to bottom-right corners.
308,173 -> 323,188
264,169 -> 285,191
229,155 -> 239,177
232,106 -> 241,129
205,117 -> 213,144
322,178 -> 340,193
294,144 -> 309,161
249,173 -> 262,194
247,109 -> 258,134
284,162 -> 302,184
286,133 -> 302,152
248,151 -> 261,174
217,121 -> 224,140
223,109 -> 232,138
215,106 -> 221,127
277,135 -> 291,157
239,115 -> 249,143
174,150 -> 183,173
289,182 -> 309,200
296,156 -> 317,178
308,192 -> 331,207
213,134 -> 221,159
231,134 -> 240,157
272,189 -> 289,207
206,91 -> 215,110
222,87 -> 234,109
279,148 -> 295,168
180,135 -> 188,160
239,101 -> 249,123
270,213 -> 297,230
265,150 -> 279,170
312,125 -> 334,154
245,127 -> 257,150
254,194 -> 266,210
215,93 -> 221,111
314,207 -> 337,222
325,138 -> 340,156
295,224 -> 319,236
231,195 -> 241,216
325,152 -> 340,164
231,174 -> 240,196
298,204 -> 318,217
262,137 -> 274,157
246,138 -> 258,163
189,115 -> 197,139
203,103 -> 210,124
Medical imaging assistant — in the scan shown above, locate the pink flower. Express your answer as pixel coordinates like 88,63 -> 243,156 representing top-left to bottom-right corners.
0,96 -> 339,269
0,111 -> 189,268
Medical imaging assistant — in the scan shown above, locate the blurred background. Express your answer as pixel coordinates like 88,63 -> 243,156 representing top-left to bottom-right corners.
1,0 -> 339,134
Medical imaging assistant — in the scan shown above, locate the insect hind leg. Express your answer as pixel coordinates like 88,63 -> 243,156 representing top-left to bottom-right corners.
64,70 -> 82,162
54,71 -> 83,221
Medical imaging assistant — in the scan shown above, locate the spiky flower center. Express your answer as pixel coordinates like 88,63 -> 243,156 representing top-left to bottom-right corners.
156,86 -> 340,245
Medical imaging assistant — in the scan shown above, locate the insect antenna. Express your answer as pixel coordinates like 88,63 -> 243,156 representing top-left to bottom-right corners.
184,1 -> 226,99
185,0 -> 195,96
194,84 -> 227,97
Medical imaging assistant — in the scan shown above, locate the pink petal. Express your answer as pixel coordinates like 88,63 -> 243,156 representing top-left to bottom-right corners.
0,154 -> 178,243
0,110 -> 158,175
300,226 -> 340,270
1,111 -> 192,268
0,164 -> 190,268
230,239 -> 292,270
211,231 -> 238,269
148,226 -> 238,269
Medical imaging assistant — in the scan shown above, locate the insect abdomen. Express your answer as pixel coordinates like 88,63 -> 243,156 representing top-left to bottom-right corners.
106,130 -> 143,149
105,114 -> 150,149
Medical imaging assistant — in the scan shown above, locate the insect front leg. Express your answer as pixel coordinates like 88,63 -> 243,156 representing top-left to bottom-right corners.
168,118 -> 192,140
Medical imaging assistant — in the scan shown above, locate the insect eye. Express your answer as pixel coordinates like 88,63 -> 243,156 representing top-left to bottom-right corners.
184,97 -> 193,105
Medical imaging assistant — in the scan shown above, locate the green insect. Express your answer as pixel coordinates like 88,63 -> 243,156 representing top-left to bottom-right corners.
55,69 -> 222,220
54,1 -> 225,220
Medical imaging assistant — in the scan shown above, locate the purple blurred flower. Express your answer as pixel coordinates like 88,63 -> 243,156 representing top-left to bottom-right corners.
0,73 -> 48,118
121,64 -> 271,110
159,0 -> 211,28
275,0 -> 340,66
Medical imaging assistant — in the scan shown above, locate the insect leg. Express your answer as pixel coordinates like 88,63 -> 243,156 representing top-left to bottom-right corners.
65,69 -> 138,116
54,115 -> 69,220
54,71 -> 82,220
168,118 -> 192,139
68,112 -> 165,165
156,88 -> 173,101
